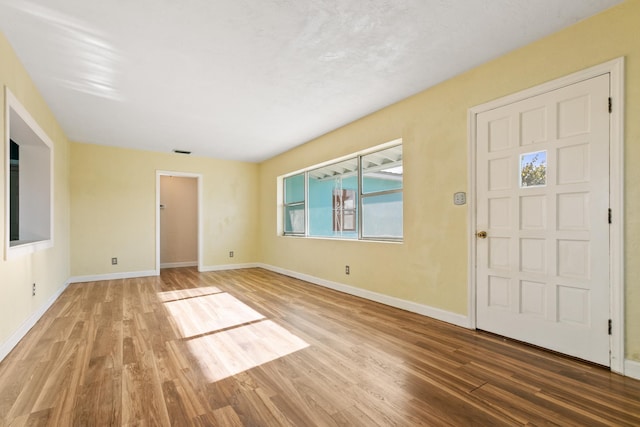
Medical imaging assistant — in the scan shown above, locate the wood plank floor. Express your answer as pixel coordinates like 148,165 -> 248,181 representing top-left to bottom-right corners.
1,268 -> 639,426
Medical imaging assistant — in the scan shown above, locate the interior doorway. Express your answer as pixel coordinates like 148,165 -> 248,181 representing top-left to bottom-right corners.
156,171 -> 202,273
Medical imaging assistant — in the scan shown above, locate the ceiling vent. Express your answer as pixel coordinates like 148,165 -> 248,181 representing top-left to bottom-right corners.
173,149 -> 191,155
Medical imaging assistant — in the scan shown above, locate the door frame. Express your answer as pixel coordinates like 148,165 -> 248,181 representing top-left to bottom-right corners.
156,170 -> 203,275
467,57 -> 625,374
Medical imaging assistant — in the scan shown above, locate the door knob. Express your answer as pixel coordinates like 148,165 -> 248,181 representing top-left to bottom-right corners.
476,231 -> 488,239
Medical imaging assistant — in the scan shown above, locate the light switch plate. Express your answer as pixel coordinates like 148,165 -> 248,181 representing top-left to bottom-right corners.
453,192 -> 466,205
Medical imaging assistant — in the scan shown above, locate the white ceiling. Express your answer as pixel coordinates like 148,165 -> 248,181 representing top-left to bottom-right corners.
0,0 -> 622,162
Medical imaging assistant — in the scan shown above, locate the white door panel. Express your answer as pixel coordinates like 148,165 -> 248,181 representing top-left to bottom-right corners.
476,74 -> 610,366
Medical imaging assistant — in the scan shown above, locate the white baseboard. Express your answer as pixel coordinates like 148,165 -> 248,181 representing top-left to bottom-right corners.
0,280 -> 71,363
257,263 -> 469,328
160,261 -> 198,269
254,265 -> 640,380
199,263 -> 259,272
68,270 -> 158,284
624,359 -> 640,380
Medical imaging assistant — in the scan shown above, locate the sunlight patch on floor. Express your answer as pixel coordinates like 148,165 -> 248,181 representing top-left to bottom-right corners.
185,319 -> 309,383
163,292 -> 265,338
160,286 -> 309,383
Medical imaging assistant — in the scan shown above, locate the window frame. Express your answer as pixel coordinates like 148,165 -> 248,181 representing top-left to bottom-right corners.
283,173 -> 306,236
281,140 -> 402,242
4,87 -> 54,260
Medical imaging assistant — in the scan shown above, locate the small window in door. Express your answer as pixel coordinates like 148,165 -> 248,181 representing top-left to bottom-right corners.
520,150 -> 547,188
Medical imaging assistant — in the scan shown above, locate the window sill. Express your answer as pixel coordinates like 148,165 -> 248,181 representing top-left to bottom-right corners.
6,238 -> 53,260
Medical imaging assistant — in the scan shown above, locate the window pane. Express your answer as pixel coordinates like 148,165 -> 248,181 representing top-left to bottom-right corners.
308,159 -> 358,238
332,189 -> 356,232
9,141 -> 19,241
520,150 -> 547,188
284,174 -> 305,203
362,193 -> 403,239
362,145 -> 403,194
284,204 -> 305,234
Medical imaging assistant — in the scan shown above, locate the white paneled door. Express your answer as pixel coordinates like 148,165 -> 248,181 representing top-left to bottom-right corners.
475,74 -> 611,366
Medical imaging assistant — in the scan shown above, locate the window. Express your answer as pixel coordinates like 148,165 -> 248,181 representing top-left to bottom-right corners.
281,141 -> 403,241
283,173 -> 305,235
520,150 -> 547,188
308,158 -> 359,238
360,146 -> 403,239
4,87 -> 54,259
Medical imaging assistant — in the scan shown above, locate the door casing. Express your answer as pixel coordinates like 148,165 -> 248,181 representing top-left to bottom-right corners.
467,57 -> 625,374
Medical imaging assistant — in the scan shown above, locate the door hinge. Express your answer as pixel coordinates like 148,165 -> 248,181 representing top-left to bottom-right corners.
608,319 -> 612,335
608,97 -> 612,113
608,208 -> 612,224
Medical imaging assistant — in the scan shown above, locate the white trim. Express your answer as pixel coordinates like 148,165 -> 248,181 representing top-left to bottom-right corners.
0,280 -> 70,363
68,270 -> 157,284
258,263 -> 469,328
160,261 -> 198,269
467,57 -> 625,374
466,95 -> 478,330
624,360 -> 640,381
156,171 -> 203,275
281,138 -> 403,178
4,87 -> 54,260
608,58 -> 625,375
5,240 -> 54,259
199,263 -> 259,272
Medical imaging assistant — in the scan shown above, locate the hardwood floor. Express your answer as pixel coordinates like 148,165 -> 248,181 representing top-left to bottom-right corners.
1,267 -> 639,426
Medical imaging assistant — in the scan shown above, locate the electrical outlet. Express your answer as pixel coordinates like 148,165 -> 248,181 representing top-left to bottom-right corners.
345,265 -> 350,275
111,257 -> 118,265
229,251 -> 234,258
32,283 -> 36,296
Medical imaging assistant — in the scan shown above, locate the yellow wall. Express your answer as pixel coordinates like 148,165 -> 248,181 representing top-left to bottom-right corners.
257,0 -> 640,361
70,143 -> 258,276
0,33 -> 70,347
